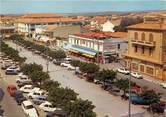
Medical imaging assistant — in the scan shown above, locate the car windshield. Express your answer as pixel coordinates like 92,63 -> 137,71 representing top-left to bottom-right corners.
26,105 -> 34,109
16,93 -> 23,98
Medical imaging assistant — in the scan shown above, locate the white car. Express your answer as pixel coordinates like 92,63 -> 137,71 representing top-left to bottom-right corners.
16,74 -> 31,83
60,62 -> 70,67
65,57 -> 72,61
20,85 -> 34,93
21,100 -> 39,117
117,68 -> 130,75
27,90 -> 45,99
160,83 -> 166,89
39,101 -> 61,112
131,72 -> 143,79
67,65 -> 75,70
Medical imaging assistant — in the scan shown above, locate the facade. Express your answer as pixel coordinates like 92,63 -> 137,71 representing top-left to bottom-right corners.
67,32 -> 127,63
124,15 -> 166,81
0,26 -> 15,38
102,20 -> 115,32
15,14 -> 85,37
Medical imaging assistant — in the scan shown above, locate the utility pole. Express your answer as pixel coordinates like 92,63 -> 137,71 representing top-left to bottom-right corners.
128,60 -> 132,117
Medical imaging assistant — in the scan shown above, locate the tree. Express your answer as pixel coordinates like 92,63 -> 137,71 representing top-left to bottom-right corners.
115,79 -> 135,96
66,99 -> 96,117
48,87 -> 78,109
54,50 -> 66,60
96,69 -> 116,87
21,63 -> 43,76
29,71 -> 50,85
70,60 -> 82,67
80,63 -> 99,74
139,90 -> 162,104
41,80 -> 60,92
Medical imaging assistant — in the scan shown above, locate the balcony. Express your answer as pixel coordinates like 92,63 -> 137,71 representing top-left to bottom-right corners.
131,39 -> 156,47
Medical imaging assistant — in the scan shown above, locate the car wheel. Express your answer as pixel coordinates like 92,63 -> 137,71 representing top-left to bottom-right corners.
29,96 -> 32,99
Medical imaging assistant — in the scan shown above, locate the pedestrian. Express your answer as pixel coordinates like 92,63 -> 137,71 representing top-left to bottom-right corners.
0,88 -> 4,102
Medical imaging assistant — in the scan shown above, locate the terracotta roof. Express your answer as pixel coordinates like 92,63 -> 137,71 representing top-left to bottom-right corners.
91,16 -> 108,24
21,13 -> 63,18
128,23 -> 166,31
73,32 -> 127,40
17,18 -> 83,24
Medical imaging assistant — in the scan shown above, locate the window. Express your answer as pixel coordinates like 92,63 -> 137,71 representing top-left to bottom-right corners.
146,67 -> 154,75
149,48 -> 152,56
140,65 -> 145,72
141,33 -> 145,41
134,32 -> 138,40
149,33 -> 153,42
142,46 -> 145,54
131,63 -> 138,70
134,45 -> 138,52
118,44 -> 120,50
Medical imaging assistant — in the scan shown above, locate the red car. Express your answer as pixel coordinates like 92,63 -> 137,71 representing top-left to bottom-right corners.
7,85 -> 17,96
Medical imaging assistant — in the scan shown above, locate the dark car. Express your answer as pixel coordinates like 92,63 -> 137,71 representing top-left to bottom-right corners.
13,90 -> 26,105
46,110 -> 67,117
130,96 -> 150,105
53,60 -> 62,65
32,96 -> 46,105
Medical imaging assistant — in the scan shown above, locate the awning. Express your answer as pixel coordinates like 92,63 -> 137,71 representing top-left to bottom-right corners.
82,54 -> 95,58
65,44 -> 96,56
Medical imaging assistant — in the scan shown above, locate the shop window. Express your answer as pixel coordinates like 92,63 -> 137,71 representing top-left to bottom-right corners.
132,63 -> 138,70
149,33 -> 153,42
141,33 -> 145,41
140,65 -> 144,72
146,67 -> 154,75
134,32 -> 138,40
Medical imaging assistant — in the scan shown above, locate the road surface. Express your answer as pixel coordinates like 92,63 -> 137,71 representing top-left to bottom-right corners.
5,41 -> 148,117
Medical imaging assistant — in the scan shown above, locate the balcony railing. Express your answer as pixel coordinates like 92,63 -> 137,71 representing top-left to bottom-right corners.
131,39 -> 156,47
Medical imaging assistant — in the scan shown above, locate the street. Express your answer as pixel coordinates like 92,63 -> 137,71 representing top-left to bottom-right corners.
5,41 -> 151,117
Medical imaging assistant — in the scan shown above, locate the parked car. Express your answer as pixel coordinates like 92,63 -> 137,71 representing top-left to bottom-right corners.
160,83 -> 166,89
8,66 -> 20,72
27,90 -> 45,99
64,57 -> 71,61
149,102 -> 165,113
131,72 -> 143,79
19,85 -> 34,93
5,68 -> 18,75
60,63 -> 70,67
13,90 -> 26,105
21,100 -> 39,117
32,96 -> 46,105
117,68 -> 130,75
16,74 -> 31,84
130,96 -> 150,105
52,59 -> 62,65
67,65 -> 75,70
46,110 -> 67,117
17,82 -> 32,88
39,101 -> 61,112
7,85 -> 17,96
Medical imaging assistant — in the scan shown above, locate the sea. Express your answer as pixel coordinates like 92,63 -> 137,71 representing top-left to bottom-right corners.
0,0 -> 166,15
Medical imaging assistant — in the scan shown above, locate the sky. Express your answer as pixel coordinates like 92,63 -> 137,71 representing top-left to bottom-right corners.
0,0 -> 166,14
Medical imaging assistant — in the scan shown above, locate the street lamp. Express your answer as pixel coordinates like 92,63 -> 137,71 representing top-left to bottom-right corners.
45,41 -> 50,73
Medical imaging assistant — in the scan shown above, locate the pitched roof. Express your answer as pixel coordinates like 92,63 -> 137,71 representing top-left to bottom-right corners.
73,32 -> 127,40
128,23 -> 166,31
21,13 -> 63,18
17,18 -> 83,24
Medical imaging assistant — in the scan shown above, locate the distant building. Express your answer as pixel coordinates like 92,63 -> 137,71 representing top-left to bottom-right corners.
0,26 -> 15,38
67,32 -> 127,63
15,13 -> 85,37
34,25 -> 82,48
124,15 -> 166,81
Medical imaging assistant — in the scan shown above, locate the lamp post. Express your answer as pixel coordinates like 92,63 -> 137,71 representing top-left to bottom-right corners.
45,41 -> 50,73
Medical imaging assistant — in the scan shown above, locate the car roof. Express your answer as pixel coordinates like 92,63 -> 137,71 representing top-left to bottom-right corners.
8,84 -> 16,88
24,85 -> 33,87
23,100 -> 33,106
15,90 -> 22,94
34,96 -> 46,99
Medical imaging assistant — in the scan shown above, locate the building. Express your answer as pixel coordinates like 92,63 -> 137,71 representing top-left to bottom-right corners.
15,14 -> 85,37
67,32 -> 127,63
35,25 -> 82,48
124,15 -> 166,81
0,26 -> 15,38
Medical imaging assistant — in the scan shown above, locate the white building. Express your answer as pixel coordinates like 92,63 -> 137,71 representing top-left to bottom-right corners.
67,32 -> 127,63
102,20 -> 115,32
